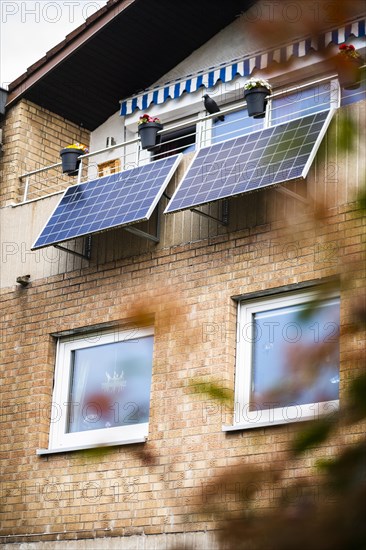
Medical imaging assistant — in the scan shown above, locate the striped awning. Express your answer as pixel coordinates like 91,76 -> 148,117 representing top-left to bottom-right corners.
120,18 -> 366,116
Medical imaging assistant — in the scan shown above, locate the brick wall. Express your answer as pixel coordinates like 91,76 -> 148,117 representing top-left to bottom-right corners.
0,95 -> 365,547
0,99 -> 89,206
0,193 -> 364,545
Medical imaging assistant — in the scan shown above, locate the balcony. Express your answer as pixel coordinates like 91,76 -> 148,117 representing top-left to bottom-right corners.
2,74 -> 364,290
16,74 -> 358,205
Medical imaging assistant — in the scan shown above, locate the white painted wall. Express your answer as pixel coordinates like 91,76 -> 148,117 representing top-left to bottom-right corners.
88,13 -> 265,167
88,111 -> 132,180
0,195 -> 86,289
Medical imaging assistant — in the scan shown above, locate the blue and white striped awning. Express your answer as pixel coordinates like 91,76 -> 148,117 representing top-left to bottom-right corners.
120,18 -> 366,116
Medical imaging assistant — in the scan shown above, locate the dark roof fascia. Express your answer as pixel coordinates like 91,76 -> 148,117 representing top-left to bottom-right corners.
6,0 -> 135,106
5,0 -> 258,129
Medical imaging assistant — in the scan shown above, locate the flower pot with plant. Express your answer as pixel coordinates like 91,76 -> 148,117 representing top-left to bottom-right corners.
138,114 -> 163,150
335,44 -> 363,90
243,78 -> 272,118
60,143 -> 89,175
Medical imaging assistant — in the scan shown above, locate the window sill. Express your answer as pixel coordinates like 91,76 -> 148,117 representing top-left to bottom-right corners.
36,437 -> 147,455
222,413 -> 329,432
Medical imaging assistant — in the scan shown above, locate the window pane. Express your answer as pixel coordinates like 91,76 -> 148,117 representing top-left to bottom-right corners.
67,336 -> 153,433
271,84 -> 331,125
212,108 -> 263,143
152,124 -> 196,159
251,298 -> 340,410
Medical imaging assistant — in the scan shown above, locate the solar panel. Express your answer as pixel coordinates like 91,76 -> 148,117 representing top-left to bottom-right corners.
164,110 -> 334,214
32,154 -> 182,250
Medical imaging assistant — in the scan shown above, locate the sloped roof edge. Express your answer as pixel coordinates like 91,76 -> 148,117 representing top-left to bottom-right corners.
4,0 -> 259,129
7,0 -> 134,99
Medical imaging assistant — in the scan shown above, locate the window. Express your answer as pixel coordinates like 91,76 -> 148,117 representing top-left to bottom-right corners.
211,80 -> 337,147
98,158 -> 121,177
212,106 -> 263,143
271,82 -> 334,125
152,123 -> 196,159
231,287 -> 340,430
48,327 -> 154,451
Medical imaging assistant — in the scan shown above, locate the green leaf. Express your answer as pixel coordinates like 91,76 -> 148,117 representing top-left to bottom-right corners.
357,185 -> 366,215
337,113 -> 356,152
347,373 -> 366,422
291,418 -> 335,455
189,379 -> 233,404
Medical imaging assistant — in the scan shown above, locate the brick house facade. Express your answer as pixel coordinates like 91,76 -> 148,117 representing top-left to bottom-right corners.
1,2 -> 365,548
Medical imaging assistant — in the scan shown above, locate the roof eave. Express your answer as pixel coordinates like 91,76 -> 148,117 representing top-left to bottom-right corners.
6,0 -> 135,107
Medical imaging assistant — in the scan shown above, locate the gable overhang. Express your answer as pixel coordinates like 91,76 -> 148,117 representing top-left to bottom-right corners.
5,0 -> 257,130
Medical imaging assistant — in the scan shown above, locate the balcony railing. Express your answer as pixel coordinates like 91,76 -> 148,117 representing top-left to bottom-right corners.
17,73 -> 363,204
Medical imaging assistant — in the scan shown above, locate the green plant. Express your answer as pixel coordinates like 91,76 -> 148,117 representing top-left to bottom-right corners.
337,44 -> 362,60
138,113 -> 161,125
63,142 -> 89,153
243,78 -> 272,92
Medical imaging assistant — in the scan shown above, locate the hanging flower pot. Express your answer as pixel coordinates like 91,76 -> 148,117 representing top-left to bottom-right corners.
243,78 -> 272,118
334,44 -> 363,90
253,99 -> 268,119
60,143 -> 88,176
138,114 -> 163,150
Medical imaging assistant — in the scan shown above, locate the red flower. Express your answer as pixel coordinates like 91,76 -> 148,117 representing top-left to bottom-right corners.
138,113 -> 161,125
337,43 -> 361,60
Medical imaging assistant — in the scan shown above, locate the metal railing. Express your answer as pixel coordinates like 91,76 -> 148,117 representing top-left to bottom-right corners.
17,72 -> 364,204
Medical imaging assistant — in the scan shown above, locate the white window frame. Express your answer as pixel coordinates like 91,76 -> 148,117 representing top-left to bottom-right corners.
224,287 -> 340,432
267,77 -> 339,127
43,326 -> 154,453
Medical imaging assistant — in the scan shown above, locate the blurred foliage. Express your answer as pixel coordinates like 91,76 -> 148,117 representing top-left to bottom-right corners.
178,3 -> 366,549
357,186 -> 366,215
297,280 -> 340,321
71,4 -> 365,548
336,113 -> 357,153
291,416 -> 336,456
190,379 -> 233,405
184,339 -> 365,550
347,372 -> 366,422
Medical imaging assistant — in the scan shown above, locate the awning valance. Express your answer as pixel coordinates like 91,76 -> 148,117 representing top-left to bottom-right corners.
120,18 -> 365,116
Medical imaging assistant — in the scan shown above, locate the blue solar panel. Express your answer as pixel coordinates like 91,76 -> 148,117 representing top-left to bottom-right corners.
32,154 -> 182,249
164,111 -> 334,214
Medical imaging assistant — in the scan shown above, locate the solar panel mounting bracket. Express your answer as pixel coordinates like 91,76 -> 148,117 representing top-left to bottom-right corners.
123,204 -> 161,243
123,226 -> 160,243
274,185 -> 309,204
53,235 -> 92,260
190,199 -> 229,226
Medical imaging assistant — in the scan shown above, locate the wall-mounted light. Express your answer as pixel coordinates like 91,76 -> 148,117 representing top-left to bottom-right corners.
106,137 -> 116,147
0,88 -> 7,116
16,275 -> 31,287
